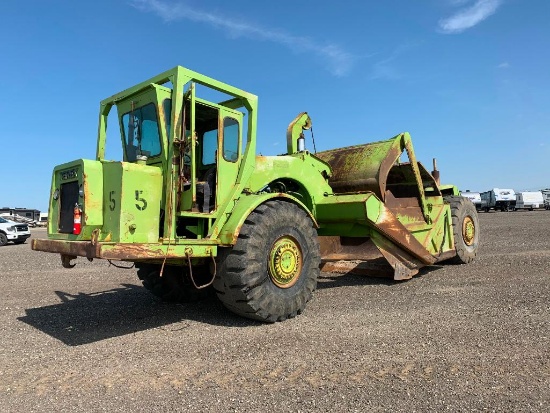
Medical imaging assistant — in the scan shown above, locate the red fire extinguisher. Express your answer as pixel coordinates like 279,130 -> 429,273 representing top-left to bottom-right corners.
73,203 -> 82,235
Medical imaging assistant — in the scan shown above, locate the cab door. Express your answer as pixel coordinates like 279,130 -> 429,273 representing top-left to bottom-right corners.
181,101 -> 242,215
214,108 -> 243,212
172,95 -> 243,239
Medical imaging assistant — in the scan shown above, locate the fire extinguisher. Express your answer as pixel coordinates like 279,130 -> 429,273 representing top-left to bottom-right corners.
73,203 -> 82,235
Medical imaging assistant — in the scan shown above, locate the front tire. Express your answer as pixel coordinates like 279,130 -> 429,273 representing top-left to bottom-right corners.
445,196 -> 480,264
214,200 -> 320,322
0,233 -> 7,246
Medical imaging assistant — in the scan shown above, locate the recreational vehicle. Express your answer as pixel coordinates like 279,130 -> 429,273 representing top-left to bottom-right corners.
515,191 -> 544,211
460,191 -> 482,211
480,188 -> 516,212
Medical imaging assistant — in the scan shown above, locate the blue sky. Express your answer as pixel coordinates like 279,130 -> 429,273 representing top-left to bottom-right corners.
1,0 -> 548,212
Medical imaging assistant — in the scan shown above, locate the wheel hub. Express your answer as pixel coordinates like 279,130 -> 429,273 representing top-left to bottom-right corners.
462,216 -> 475,246
268,236 -> 302,288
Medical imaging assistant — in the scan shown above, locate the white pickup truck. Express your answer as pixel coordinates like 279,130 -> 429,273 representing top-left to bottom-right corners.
0,216 -> 31,246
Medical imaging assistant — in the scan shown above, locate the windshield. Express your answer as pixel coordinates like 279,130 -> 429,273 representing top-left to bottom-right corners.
122,103 -> 162,161
0,217 -> 9,223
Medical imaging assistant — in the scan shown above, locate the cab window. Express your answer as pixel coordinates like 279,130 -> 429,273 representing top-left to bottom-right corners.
195,104 -> 219,168
223,117 -> 239,162
202,130 -> 217,165
122,103 -> 162,161
163,99 -> 172,138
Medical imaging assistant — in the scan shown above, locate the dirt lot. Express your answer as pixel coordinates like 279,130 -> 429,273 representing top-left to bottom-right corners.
1,212 -> 549,412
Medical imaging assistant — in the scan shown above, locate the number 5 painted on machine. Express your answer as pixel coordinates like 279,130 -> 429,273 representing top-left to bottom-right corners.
109,191 -> 116,211
135,190 -> 148,211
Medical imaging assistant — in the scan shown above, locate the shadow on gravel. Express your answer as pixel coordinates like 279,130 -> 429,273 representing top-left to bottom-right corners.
18,284 -> 259,346
19,263 -> 447,346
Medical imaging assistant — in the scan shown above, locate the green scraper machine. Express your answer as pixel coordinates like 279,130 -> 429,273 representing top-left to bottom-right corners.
32,66 -> 480,322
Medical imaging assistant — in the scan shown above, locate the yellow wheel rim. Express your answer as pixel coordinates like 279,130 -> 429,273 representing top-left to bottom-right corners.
268,236 -> 302,288
462,216 -> 475,246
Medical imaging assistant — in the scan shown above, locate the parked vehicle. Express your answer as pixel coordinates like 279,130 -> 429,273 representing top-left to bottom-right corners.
36,212 -> 49,227
31,65 -> 480,322
460,191 -> 482,211
541,189 -> 550,210
515,191 -> 544,211
0,213 -> 36,227
480,188 -> 516,212
0,216 -> 31,246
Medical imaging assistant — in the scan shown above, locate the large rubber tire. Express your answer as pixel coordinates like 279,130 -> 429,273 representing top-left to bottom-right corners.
0,233 -> 8,246
445,196 -> 480,264
136,263 -> 213,302
213,200 -> 320,322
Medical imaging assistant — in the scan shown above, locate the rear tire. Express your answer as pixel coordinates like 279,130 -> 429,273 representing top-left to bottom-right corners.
136,263 -> 213,302
214,200 -> 320,322
445,196 -> 480,264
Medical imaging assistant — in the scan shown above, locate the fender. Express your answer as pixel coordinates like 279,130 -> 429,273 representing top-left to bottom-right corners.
218,193 -> 318,245
440,184 -> 460,196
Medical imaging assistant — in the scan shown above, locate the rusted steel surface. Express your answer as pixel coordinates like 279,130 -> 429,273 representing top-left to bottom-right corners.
403,138 -> 429,222
316,193 -> 437,265
319,228 -> 455,280
316,139 -> 400,200
431,158 -> 440,186
320,257 -> 394,278
368,199 -> 437,265
319,236 -> 382,261
382,192 -> 427,218
32,239 -> 100,260
319,234 -> 426,281
31,238 -> 215,260
316,133 -> 441,231
370,232 -> 424,280
319,236 -> 393,278
435,249 -> 456,263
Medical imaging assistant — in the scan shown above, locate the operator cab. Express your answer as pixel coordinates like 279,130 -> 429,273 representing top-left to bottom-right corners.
114,83 -> 243,238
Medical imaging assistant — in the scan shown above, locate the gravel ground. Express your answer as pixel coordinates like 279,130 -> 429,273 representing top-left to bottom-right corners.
1,212 -> 549,412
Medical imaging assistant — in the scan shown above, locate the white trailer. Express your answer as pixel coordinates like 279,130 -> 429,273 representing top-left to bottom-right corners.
460,191 -> 482,211
37,212 -> 49,227
515,191 -> 544,211
480,188 -> 516,212
540,189 -> 550,210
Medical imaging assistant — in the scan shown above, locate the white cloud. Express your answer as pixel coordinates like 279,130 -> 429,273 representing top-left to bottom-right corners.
369,43 -> 418,81
438,0 -> 503,34
131,0 -> 354,76
497,62 -> 510,69
370,53 -> 402,81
